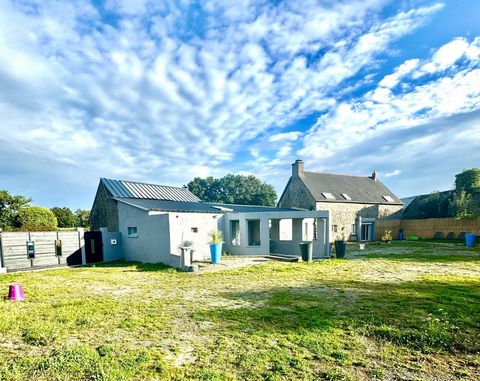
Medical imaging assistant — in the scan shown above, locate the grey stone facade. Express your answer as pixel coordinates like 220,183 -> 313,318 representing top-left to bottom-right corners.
89,181 -> 119,231
278,160 -> 403,241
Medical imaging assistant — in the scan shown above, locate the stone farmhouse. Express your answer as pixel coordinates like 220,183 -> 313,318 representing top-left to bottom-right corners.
278,160 -> 403,241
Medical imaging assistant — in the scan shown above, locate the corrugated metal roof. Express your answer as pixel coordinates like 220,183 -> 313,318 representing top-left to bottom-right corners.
114,198 -> 223,213
101,178 -> 200,202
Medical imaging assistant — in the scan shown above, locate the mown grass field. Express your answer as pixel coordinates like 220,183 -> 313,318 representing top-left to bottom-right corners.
1,242 -> 479,380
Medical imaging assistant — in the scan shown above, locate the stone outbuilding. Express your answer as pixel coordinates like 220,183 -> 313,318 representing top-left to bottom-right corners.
278,160 -> 403,241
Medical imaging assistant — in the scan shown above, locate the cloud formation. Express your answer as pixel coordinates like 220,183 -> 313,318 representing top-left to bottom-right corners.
0,0 -> 478,207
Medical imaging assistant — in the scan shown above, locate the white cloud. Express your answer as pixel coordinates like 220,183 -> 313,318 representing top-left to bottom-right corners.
268,131 -> 302,142
0,0 -> 450,207
379,59 -> 420,88
385,169 -> 401,177
300,35 -> 480,161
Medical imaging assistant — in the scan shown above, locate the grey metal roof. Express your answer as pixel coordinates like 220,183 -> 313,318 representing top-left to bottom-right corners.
207,203 -> 301,213
301,172 -> 402,205
114,198 -> 301,214
101,178 -> 200,202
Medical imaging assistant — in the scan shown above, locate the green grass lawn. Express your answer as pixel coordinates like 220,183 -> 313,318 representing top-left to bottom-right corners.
1,242 -> 480,380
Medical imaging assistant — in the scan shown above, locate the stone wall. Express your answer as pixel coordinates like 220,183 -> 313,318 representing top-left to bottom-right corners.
89,181 -> 119,232
315,202 -> 402,241
275,172 -> 403,241
278,177 -> 316,210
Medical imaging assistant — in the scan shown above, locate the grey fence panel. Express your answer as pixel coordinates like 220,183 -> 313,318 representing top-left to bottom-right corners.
58,231 -> 81,265
1,232 -> 31,270
30,232 -> 59,267
0,231 -> 82,272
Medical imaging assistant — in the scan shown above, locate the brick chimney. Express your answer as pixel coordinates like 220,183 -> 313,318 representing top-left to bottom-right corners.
370,170 -> 377,181
292,159 -> 304,178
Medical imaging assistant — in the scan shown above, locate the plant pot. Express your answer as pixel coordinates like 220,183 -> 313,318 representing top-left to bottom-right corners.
210,243 -> 222,264
335,240 -> 346,259
359,243 -> 365,250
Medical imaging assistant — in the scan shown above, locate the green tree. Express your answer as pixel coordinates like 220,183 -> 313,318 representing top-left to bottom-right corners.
51,207 -> 77,228
449,190 -> 478,219
454,168 -> 480,194
187,177 -> 215,201
187,174 -> 277,206
18,206 -> 58,231
0,190 -> 32,229
75,209 -> 90,228
449,168 -> 480,218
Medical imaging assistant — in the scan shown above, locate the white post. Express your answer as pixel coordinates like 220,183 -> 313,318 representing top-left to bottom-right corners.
77,228 -> 86,265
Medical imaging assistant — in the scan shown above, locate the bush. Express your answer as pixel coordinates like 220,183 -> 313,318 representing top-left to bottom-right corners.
18,206 -> 58,231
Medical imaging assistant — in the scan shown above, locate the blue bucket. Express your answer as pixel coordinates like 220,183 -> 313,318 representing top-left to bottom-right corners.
210,243 -> 222,264
465,233 -> 476,248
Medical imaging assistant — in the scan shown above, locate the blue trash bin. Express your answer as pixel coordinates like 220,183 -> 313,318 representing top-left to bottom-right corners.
398,232 -> 404,240
465,233 -> 476,247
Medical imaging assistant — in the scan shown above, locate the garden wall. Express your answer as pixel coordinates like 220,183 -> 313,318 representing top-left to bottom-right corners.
375,217 -> 480,240
0,229 -> 85,272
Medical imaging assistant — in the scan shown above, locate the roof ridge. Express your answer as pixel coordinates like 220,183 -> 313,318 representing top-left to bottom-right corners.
102,177 -> 189,190
304,170 -> 370,179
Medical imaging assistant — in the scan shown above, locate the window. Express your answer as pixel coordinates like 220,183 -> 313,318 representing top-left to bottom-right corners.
191,227 -> 198,233
90,239 -> 96,254
322,192 -> 336,200
55,240 -> 62,256
332,225 -> 338,233
279,219 -> 293,241
230,220 -> 240,245
127,226 -> 138,238
247,220 -> 261,246
341,193 -> 351,200
382,195 -> 395,203
351,224 -> 356,235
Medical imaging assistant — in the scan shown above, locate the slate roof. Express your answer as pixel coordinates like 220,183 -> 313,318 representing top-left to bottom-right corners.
300,172 -> 402,205
114,198 -> 300,214
101,178 -> 200,202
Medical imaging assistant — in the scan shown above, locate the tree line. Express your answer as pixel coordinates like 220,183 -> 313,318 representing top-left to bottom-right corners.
0,189 -> 89,231
186,174 -> 277,206
403,168 -> 480,219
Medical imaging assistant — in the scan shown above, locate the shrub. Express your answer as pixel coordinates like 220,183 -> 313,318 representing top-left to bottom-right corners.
18,206 -> 58,231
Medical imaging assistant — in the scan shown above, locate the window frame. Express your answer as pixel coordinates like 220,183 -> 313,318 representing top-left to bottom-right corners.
127,226 -> 138,238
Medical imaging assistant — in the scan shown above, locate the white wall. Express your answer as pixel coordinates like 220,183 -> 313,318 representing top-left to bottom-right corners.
117,203 -> 178,267
167,212 -> 223,261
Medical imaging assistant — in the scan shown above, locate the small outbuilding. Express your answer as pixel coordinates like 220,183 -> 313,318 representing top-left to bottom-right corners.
89,178 -> 331,269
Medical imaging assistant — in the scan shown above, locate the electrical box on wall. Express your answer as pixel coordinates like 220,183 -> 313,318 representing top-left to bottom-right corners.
110,239 -> 117,245
26,241 -> 35,259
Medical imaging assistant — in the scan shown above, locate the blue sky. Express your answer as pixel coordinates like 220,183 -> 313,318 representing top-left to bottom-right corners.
0,0 -> 479,210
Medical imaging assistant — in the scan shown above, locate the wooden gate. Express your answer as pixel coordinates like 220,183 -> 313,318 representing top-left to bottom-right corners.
84,231 -> 103,264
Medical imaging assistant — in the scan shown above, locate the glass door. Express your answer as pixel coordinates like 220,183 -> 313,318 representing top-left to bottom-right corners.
361,223 -> 372,241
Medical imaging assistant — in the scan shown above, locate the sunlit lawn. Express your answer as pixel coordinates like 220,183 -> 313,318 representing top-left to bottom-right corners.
1,241 -> 479,380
